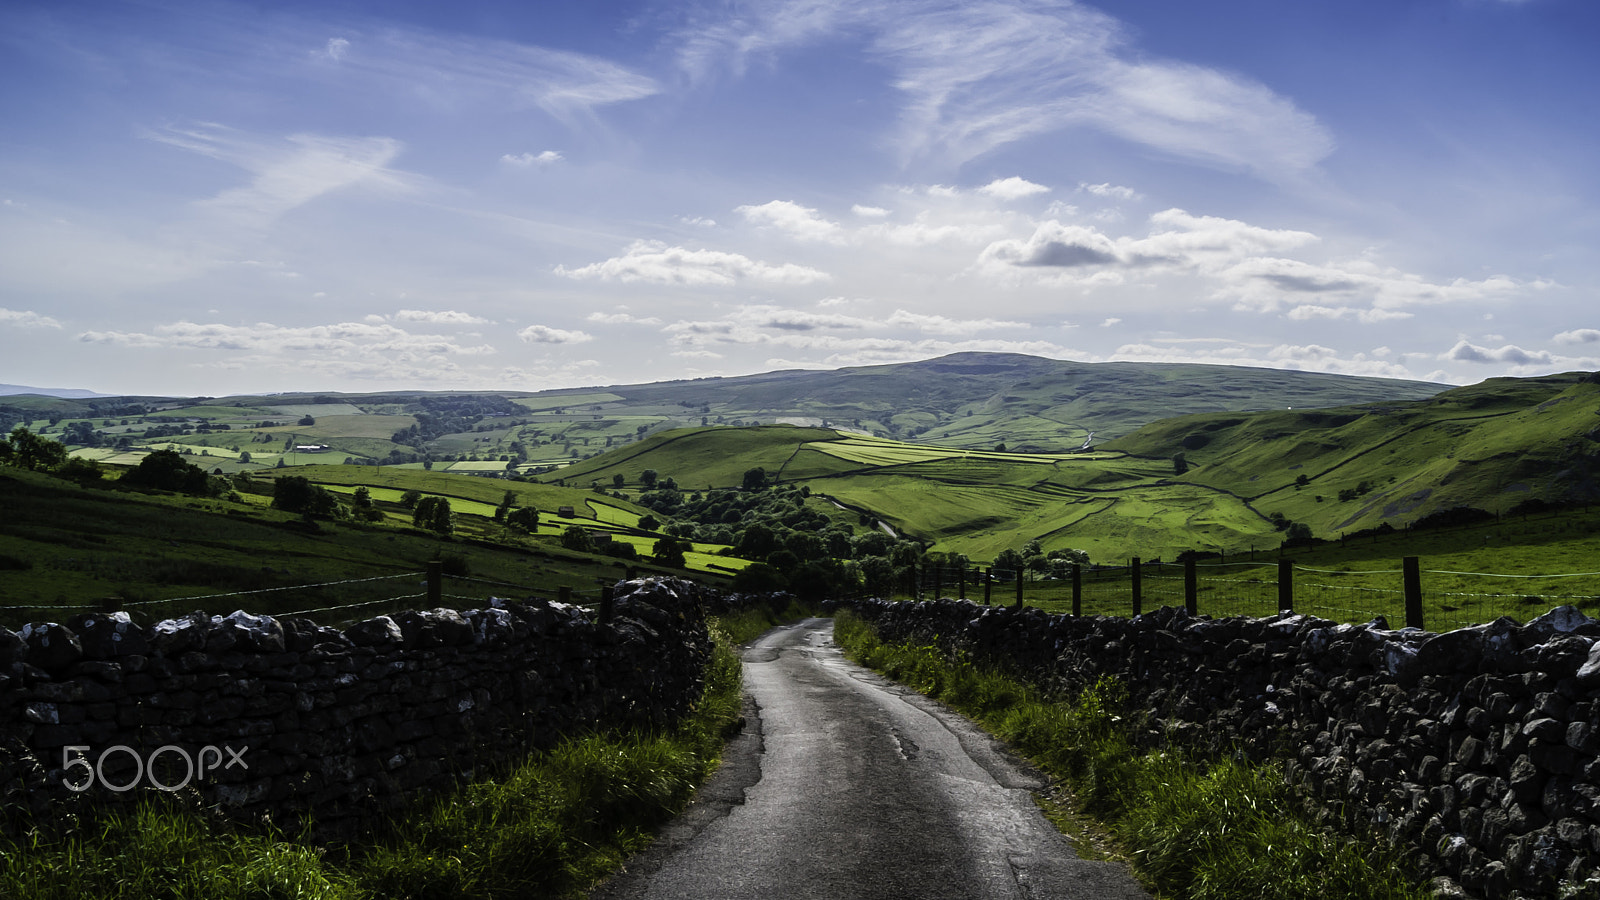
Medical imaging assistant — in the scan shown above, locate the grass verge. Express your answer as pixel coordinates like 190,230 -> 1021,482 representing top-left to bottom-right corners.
831,610 -> 1429,900
0,617 -> 748,900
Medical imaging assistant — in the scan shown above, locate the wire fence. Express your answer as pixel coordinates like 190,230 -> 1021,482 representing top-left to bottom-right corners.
897,557 -> 1600,631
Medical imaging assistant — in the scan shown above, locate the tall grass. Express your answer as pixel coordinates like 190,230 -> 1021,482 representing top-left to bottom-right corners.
0,619 -> 747,900
832,611 -> 1427,900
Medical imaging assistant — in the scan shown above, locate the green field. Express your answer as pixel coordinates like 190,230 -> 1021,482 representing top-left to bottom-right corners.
0,463 -> 745,628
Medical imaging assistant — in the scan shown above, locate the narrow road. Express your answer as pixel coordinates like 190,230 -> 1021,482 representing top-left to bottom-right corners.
591,619 -> 1150,900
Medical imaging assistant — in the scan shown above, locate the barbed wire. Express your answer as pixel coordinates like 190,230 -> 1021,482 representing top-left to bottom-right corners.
1424,569 -> 1600,579
165,572 -> 427,604
276,592 -> 429,619
445,574 -> 540,592
1295,565 -> 1405,575
1300,582 -> 1404,595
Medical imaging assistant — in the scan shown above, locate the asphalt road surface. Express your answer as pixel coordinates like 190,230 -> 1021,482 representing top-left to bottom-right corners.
591,618 -> 1150,900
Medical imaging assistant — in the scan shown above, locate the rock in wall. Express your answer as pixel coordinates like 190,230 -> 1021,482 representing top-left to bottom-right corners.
842,597 -> 1600,900
1,577 -> 717,839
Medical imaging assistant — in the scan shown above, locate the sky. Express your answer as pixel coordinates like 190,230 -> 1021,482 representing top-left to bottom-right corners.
2,0 -> 1598,397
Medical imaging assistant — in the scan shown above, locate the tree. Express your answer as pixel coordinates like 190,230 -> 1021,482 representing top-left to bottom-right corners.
637,514 -> 660,532
401,490 -> 423,509
413,496 -> 453,535
1285,522 -> 1315,546
272,476 -> 340,517
298,415 -> 316,426
506,507 -> 540,532
56,457 -> 104,484
742,467 -> 768,491
352,486 -> 372,508
4,427 -> 68,472
560,526 -> 595,553
1173,452 -> 1189,476
239,451 -> 252,463
613,473 -> 626,489
993,548 -> 1026,580
640,469 -> 659,490
123,448 -> 212,494
652,536 -> 688,568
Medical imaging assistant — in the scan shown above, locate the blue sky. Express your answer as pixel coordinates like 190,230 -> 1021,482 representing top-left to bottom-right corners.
2,0 -> 1597,396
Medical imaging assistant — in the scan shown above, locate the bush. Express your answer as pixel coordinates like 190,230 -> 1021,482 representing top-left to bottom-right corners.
121,449 -> 215,495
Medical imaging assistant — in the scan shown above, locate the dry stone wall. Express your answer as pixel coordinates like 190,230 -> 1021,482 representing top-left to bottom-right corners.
842,597 -> 1600,900
0,577 -> 718,839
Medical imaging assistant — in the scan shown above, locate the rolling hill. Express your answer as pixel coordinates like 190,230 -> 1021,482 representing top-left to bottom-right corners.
6,353 -> 1449,477
536,371 -> 1600,562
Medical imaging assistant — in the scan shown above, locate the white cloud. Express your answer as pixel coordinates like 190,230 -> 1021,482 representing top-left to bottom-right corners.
1444,340 -> 1553,366
1110,342 -> 1418,378
978,177 -> 1049,200
501,150 -> 563,166
852,205 -> 891,218
586,311 -> 662,326
517,324 -> 594,344
1553,328 -> 1600,345
735,200 -> 846,244
679,215 -> 717,227
1081,182 -> 1141,201
394,309 -> 491,325
0,308 -> 63,329
884,309 -> 1028,334
1101,318 -> 1121,327
1284,305 -> 1413,324
556,240 -> 830,286
73,317 -> 492,358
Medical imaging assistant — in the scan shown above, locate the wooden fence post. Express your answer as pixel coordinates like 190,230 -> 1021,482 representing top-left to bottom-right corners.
1014,570 -> 1024,608
1278,559 -> 1294,613
1403,556 -> 1424,630
933,564 -> 943,600
600,584 -> 615,623
558,586 -> 572,605
1130,557 -> 1142,617
984,568 -> 993,606
426,560 -> 443,607
958,565 -> 967,600
1184,557 -> 1198,616
1071,564 -> 1082,617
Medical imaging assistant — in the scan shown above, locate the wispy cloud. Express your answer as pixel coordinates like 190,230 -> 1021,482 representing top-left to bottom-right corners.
0,308 -> 63,329
149,125 -> 410,227
556,240 -> 831,286
77,319 -> 496,387
393,309 -> 491,325
518,324 -> 593,344
677,0 -> 1332,177
501,150 -> 564,166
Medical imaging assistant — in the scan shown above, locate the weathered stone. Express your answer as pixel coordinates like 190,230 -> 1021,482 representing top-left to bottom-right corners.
66,611 -> 150,659
19,623 -> 82,673
344,616 -> 403,648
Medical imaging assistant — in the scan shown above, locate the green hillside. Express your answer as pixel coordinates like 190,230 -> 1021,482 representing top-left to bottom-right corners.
1109,371 -> 1600,537
521,372 -> 1600,564
0,464 -> 741,628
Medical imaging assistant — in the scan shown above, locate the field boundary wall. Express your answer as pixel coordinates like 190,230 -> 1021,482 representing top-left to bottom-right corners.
842,596 -> 1600,900
0,577 -> 720,839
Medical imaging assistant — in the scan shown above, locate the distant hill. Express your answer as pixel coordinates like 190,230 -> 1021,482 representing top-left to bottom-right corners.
568,352 -> 1450,450
0,384 -> 115,399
